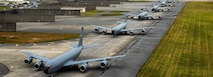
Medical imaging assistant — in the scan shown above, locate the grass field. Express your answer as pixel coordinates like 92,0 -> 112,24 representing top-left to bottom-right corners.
137,2 -> 213,77
81,10 -> 128,16
101,10 -> 128,16
81,10 -> 105,16
0,32 -> 79,44
0,6 -> 11,10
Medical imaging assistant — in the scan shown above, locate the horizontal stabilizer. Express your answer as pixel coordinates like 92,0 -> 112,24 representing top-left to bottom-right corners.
83,43 -> 99,49
69,43 -> 78,48
91,25 -> 112,30
117,21 -> 124,24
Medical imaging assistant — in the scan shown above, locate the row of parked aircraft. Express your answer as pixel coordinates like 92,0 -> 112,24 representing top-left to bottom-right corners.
90,0 -> 177,37
22,0 -> 177,77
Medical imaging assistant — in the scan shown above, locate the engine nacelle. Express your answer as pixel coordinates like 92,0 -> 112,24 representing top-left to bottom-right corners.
102,30 -> 107,34
141,28 -> 146,32
129,32 -> 134,36
100,60 -> 108,69
24,57 -> 33,64
162,10 -> 164,12
79,63 -> 88,73
94,28 -> 99,32
141,29 -> 146,35
151,9 -> 154,11
34,61 -> 44,71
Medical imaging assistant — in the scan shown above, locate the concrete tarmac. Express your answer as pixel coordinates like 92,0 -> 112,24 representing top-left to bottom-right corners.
92,1 -> 186,77
0,2 -> 184,77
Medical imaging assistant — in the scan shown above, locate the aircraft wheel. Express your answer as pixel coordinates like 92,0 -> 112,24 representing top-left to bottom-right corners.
142,33 -> 146,35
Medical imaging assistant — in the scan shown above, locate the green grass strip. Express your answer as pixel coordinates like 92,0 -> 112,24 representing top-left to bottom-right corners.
101,10 -> 128,16
0,32 -> 79,44
0,6 -> 11,10
81,10 -> 105,16
137,2 -> 213,77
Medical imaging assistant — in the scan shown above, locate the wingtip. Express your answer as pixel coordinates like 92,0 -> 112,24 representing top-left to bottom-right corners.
21,51 -> 28,53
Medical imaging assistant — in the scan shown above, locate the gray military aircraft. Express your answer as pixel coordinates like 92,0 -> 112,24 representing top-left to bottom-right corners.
151,4 -> 170,12
164,0 -> 179,3
91,17 -> 155,37
23,27 -> 125,77
126,10 -> 162,20
159,0 -> 175,7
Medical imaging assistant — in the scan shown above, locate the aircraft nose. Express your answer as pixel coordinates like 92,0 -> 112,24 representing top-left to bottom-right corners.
43,66 -> 50,74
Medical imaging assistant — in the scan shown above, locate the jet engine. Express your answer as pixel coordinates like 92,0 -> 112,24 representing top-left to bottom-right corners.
141,28 -> 146,32
151,9 -> 154,11
95,28 -> 99,32
34,61 -> 44,71
24,57 -> 33,64
141,29 -> 146,35
102,30 -> 107,35
79,63 -> 88,73
100,60 -> 108,69
162,9 -> 165,12
129,32 -> 134,36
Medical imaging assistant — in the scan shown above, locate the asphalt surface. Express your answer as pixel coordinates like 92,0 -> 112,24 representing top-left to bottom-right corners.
0,1 -> 186,77
16,16 -> 122,34
92,1 -> 186,77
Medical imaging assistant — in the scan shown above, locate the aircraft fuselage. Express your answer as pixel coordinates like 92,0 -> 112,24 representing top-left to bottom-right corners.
138,12 -> 148,19
152,5 -> 159,11
44,46 -> 83,74
112,23 -> 128,35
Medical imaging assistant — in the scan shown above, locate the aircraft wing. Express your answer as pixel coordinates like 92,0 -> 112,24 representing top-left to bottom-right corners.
126,13 -> 137,17
63,55 -> 125,66
122,27 -> 155,32
91,25 -> 112,31
69,43 -> 78,48
23,51 -> 51,62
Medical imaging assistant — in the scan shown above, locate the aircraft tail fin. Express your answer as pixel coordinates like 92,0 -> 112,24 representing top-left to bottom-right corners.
124,13 -> 127,22
141,4 -> 149,12
117,13 -> 128,24
69,43 -> 78,48
70,27 -> 98,48
77,27 -> 84,47
83,43 -> 98,49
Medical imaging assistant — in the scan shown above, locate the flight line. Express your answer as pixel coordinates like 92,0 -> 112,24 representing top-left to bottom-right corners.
0,0 -> 183,77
